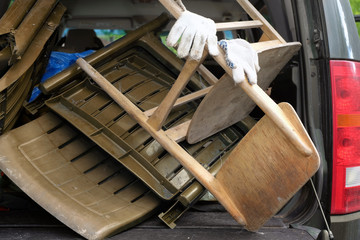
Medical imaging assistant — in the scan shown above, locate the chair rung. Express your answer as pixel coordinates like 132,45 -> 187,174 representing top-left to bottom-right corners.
250,39 -> 283,51
215,20 -> 263,31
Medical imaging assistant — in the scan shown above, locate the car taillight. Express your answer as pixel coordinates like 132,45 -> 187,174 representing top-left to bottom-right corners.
331,60 -> 360,214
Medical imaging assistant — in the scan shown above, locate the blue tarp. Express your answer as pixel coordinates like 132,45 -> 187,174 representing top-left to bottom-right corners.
29,50 -> 94,102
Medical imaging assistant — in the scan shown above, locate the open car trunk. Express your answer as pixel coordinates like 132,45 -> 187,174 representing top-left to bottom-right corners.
0,202 -> 315,240
0,0 -> 327,239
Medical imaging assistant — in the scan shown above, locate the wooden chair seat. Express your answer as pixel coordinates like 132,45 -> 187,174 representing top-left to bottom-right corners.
187,42 -> 301,143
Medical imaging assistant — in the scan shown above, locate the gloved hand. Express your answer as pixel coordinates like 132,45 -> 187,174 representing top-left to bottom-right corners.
219,39 -> 260,85
167,10 -> 219,61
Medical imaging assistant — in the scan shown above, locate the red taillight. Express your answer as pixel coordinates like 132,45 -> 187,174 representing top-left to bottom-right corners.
331,60 -> 360,214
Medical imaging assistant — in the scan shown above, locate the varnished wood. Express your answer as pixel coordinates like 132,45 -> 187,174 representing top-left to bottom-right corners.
147,52 -> 207,131
77,58 -> 320,232
236,0 -> 286,43
211,50 -> 311,156
216,103 -> 320,231
215,20 -> 263,31
165,120 -> 191,143
139,33 -> 219,86
158,0 -> 183,18
73,0 -> 320,232
156,0 -> 319,231
187,43 -> 303,145
76,58 -> 247,227
144,87 -> 212,117
258,33 -> 271,42
250,40 -> 282,50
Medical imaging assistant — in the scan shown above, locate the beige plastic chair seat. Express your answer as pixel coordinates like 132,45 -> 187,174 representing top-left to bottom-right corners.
45,41 -> 245,201
0,112 -> 161,240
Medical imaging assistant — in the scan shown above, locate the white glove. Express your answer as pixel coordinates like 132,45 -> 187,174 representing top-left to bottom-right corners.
219,39 -> 260,84
167,10 -> 219,61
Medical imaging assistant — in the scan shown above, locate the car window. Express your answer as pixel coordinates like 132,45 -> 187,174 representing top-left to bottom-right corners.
350,0 -> 360,37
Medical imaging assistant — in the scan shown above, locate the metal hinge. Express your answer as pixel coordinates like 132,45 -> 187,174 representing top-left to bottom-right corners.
313,28 -> 323,49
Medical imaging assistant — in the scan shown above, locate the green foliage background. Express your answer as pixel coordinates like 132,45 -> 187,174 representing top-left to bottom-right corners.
350,0 -> 360,36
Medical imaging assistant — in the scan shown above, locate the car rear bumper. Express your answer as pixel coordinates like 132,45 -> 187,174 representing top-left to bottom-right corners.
331,212 -> 360,239
0,202 -> 316,240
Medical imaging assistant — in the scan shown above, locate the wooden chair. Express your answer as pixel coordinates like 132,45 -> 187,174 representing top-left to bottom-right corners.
76,0 -> 319,232
150,0 -> 301,144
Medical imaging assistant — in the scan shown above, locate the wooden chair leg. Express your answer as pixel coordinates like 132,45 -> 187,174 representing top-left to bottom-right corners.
147,52 -> 208,131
